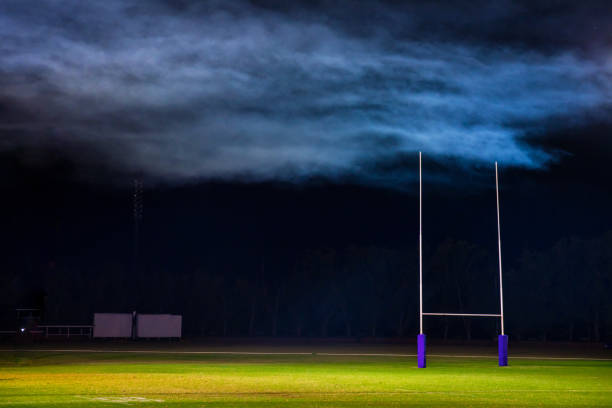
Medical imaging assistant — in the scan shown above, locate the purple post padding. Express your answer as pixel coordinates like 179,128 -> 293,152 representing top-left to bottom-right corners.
498,334 -> 508,366
418,334 -> 426,368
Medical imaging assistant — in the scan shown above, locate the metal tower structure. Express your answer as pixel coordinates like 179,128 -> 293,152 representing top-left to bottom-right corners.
133,178 -> 143,269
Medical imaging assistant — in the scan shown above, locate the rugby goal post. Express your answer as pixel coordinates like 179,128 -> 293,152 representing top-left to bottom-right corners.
417,152 -> 508,368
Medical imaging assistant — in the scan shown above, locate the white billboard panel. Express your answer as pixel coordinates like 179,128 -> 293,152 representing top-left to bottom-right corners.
136,314 -> 182,338
93,313 -> 133,338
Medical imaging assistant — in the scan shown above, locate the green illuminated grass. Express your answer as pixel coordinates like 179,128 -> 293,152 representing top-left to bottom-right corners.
1,349 -> 611,407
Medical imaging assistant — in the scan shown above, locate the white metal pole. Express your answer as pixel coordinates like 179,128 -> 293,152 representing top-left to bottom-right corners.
495,162 -> 505,335
419,152 -> 423,335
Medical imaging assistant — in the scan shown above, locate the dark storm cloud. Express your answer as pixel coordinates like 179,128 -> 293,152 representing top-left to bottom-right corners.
0,0 -> 611,184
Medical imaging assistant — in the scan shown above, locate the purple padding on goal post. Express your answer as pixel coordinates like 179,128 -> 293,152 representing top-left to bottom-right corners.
498,334 -> 508,366
418,334 -> 426,368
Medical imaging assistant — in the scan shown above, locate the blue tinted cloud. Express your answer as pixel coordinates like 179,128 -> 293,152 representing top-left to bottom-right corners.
0,1 -> 610,183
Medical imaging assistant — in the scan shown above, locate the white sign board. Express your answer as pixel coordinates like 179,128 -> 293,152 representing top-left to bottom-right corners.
93,313 -> 133,338
136,314 -> 182,338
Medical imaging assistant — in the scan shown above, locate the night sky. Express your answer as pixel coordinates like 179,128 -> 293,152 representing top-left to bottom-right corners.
1,1 -> 611,340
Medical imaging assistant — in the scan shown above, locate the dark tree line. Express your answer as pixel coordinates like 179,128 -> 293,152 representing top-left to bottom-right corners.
2,232 -> 611,342
508,231 -> 612,342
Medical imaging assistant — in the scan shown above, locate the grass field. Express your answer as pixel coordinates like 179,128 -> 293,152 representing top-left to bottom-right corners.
1,344 -> 611,407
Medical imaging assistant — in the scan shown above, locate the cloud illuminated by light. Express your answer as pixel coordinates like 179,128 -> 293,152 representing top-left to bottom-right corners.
0,1 -> 610,184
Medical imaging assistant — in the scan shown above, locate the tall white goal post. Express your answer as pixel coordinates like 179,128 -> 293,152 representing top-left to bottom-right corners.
417,153 -> 508,368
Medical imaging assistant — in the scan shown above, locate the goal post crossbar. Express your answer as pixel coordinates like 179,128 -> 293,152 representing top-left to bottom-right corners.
423,313 -> 501,317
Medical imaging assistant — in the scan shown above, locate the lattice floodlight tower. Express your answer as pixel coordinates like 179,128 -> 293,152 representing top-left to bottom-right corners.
417,152 -> 508,368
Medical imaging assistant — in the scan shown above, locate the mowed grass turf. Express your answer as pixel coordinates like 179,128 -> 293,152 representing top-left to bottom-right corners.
1,348 -> 611,407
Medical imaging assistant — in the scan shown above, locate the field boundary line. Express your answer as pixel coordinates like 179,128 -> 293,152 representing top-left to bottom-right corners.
1,348 -> 611,361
